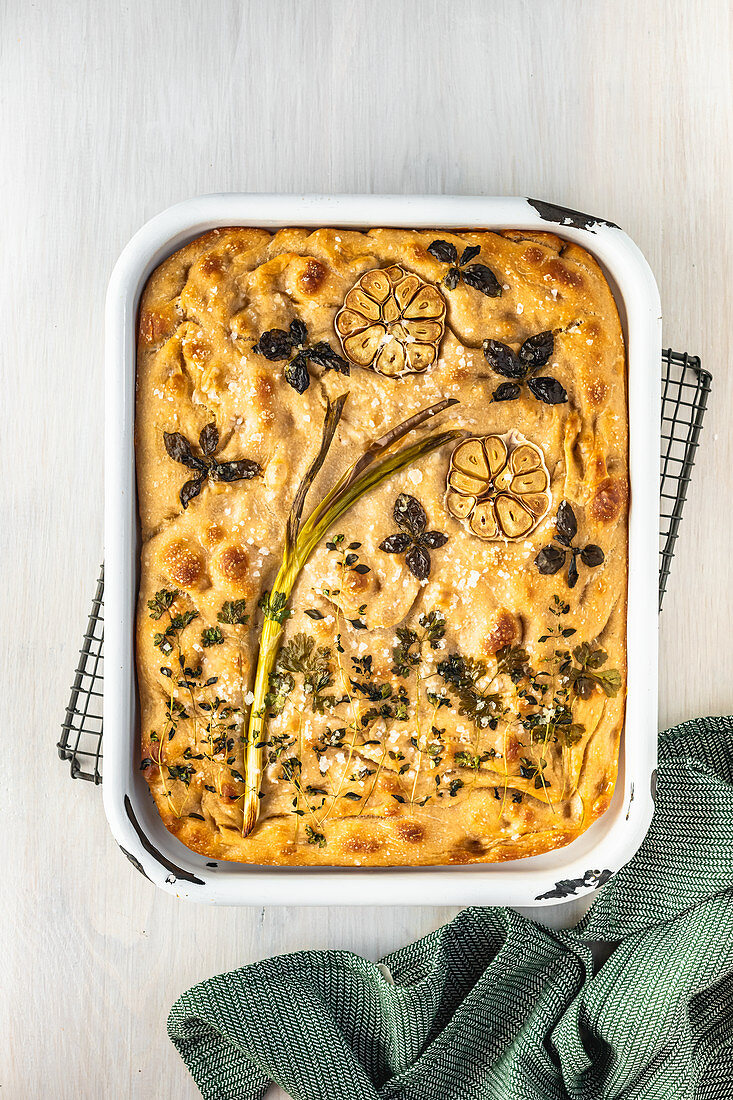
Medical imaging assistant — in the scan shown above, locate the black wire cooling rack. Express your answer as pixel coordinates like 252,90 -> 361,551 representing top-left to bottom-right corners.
658,351 -> 711,607
58,349 -> 712,784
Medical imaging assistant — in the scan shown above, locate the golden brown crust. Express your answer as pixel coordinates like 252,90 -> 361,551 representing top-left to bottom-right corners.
135,226 -> 627,866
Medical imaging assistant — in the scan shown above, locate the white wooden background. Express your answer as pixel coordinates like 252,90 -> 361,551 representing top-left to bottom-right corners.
2,1 -> 732,1096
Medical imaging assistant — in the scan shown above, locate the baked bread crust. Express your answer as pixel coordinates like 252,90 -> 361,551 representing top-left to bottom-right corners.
135,226 -> 627,866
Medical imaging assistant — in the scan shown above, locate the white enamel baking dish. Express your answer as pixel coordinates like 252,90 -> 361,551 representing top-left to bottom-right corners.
105,194 -> 660,906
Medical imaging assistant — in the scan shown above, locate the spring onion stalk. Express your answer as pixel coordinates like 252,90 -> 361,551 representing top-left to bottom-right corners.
240,394 -> 460,836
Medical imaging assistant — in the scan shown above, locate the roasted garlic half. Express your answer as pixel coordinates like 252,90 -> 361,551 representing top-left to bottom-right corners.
335,265 -> 446,377
446,432 -> 551,540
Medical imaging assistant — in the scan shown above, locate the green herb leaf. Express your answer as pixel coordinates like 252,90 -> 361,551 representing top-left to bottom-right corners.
274,633 -> 334,714
568,643 -> 622,699
305,825 -> 327,847
258,590 -> 292,625
496,645 -> 531,683
147,589 -> 178,620
217,599 -> 249,625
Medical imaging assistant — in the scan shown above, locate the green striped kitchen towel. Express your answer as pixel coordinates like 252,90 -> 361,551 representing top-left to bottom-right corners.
168,716 -> 733,1100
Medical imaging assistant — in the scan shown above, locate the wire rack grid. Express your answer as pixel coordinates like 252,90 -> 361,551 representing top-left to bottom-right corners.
658,350 -> 711,607
59,567 -> 105,783
58,349 -> 712,783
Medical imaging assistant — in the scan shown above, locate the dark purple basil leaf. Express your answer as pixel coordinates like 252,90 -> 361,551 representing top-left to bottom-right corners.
567,554 -> 579,588
304,609 -> 324,620
580,544 -> 605,567
555,501 -> 578,546
288,319 -> 308,346
379,533 -> 411,554
459,244 -> 481,266
492,382 -> 522,402
210,458 -> 261,482
405,545 -> 431,580
352,564 -> 371,574
255,329 -> 293,360
427,239 -> 458,265
349,618 -> 368,630
284,352 -> 311,393
307,341 -> 350,375
393,493 -> 427,536
198,422 -> 219,457
519,330 -> 554,369
462,263 -> 502,298
163,431 -> 206,470
444,267 -> 460,290
483,339 -> 525,379
420,530 -> 449,549
535,546 -> 566,575
574,675 -> 594,700
180,475 -> 204,508
527,376 -> 568,404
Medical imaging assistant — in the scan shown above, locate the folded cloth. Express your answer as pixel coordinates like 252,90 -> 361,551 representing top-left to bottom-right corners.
168,716 -> 733,1100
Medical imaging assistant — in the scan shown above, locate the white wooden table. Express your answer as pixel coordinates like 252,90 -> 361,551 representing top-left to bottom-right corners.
3,1 -> 731,1096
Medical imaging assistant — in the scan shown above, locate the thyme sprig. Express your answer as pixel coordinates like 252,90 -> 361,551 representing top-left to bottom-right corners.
144,589 -> 245,809
519,756 -> 550,789
318,535 -> 370,629
522,703 -> 585,747
305,825 -> 327,847
216,598 -> 251,721
436,653 -> 503,730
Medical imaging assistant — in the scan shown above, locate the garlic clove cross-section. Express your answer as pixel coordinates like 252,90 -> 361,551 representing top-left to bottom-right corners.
470,502 -> 500,539
446,490 -> 475,520
495,494 -> 534,539
343,324 -> 386,366
452,438 -> 490,479
360,269 -> 392,302
449,469 -> 487,497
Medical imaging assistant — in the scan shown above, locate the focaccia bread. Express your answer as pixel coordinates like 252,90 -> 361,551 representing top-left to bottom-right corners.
135,226 -> 627,866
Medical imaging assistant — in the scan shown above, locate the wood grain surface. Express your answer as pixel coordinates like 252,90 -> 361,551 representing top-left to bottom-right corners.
2,1 -> 731,1096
